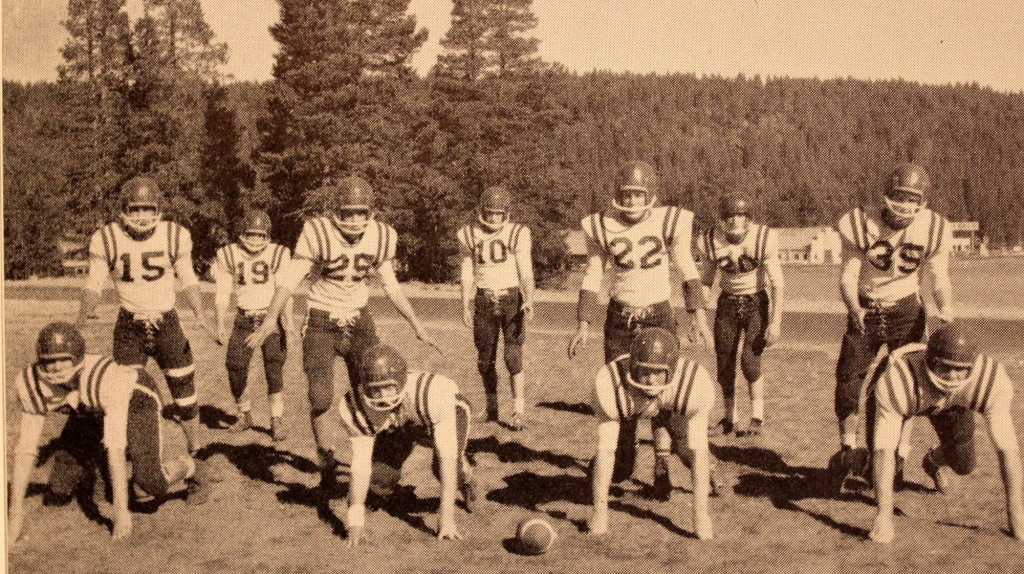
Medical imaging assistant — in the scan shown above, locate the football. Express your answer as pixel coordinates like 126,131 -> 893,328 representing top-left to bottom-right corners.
516,517 -> 556,555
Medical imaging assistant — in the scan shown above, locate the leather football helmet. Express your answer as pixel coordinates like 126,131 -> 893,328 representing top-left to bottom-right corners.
627,327 -> 679,396
238,210 -> 272,254
925,322 -> 978,392
478,186 -> 511,232
882,163 -> 930,229
332,176 -> 374,235
357,344 -> 408,412
36,322 -> 87,386
120,177 -> 163,235
614,161 -> 658,221
718,194 -> 751,243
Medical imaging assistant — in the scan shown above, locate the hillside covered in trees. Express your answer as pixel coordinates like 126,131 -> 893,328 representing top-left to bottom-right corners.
5,0 -> 1024,281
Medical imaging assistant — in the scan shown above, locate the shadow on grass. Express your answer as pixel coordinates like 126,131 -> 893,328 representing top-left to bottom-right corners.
487,471 -> 591,532
536,401 -> 594,416
468,436 -> 584,470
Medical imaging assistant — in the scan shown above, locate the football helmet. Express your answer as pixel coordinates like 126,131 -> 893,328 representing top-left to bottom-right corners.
627,327 -> 679,396
238,210 -> 272,254
613,161 -> 658,221
331,176 -> 374,235
718,194 -> 751,243
881,163 -> 930,229
120,176 -> 163,235
924,322 -> 978,393
36,322 -> 86,386
478,186 -> 511,232
357,344 -> 408,412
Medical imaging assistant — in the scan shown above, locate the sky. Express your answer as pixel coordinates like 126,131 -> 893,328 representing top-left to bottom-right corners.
3,0 -> 1023,92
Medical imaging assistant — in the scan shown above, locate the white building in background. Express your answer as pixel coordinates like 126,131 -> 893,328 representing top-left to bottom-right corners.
777,226 -> 841,264
949,221 -> 981,253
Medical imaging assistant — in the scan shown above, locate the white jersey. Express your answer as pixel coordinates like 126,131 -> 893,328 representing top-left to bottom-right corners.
581,206 -> 696,307
14,354 -> 154,450
338,371 -> 462,437
457,222 -> 530,291
214,242 -> 291,312
870,343 -> 1017,452
592,355 -> 714,422
694,224 -> 778,295
836,207 -> 951,304
88,221 -> 197,313
283,217 -> 397,314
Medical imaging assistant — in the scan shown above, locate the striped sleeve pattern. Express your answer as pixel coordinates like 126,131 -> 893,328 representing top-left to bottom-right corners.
271,244 -> 290,273
752,224 -> 772,261
605,358 -> 636,421
411,372 -> 437,428
585,213 -> 610,254
837,208 -> 870,251
508,223 -> 528,254
216,245 -> 236,276
669,359 -> 701,414
661,206 -> 684,247
924,211 -> 949,259
78,357 -> 116,411
15,367 -> 48,415
166,222 -> 186,265
93,224 -> 119,271
373,222 -> 397,269
701,228 -> 717,263
458,224 -> 474,255
875,355 -> 921,417
342,392 -> 376,436
295,218 -> 327,262
967,355 -> 1001,413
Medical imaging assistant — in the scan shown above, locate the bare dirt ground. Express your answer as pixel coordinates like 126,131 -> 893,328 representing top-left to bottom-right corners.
5,268 -> 1024,573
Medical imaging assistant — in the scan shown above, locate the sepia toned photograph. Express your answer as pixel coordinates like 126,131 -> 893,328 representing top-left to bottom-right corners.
4,1 -> 1023,571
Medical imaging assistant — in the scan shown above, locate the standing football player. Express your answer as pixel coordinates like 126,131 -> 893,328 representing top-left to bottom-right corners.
213,209 -> 295,440
588,328 -> 719,539
830,163 -> 954,492
338,344 -> 476,546
866,322 -> 1023,544
247,176 -> 439,494
694,194 -> 784,437
9,323 -> 215,543
458,185 -> 535,430
76,176 -> 218,456
567,160 -> 712,500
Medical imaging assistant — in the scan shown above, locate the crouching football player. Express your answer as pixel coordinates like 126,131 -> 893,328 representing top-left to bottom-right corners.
867,322 -> 1023,544
588,327 -> 723,540
338,344 -> 477,546
9,323 -> 215,543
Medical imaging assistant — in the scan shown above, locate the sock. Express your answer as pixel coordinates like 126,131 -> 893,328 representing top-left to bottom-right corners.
269,393 -> 284,418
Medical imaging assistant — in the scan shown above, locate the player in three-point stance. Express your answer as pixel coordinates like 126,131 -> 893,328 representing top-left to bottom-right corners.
568,160 -> 713,501
247,176 -> 440,495
694,194 -> 783,437
213,209 -> 295,440
76,176 -> 218,457
830,163 -> 954,493
338,344 -> 477,546
588,327 -> 719,539
458,186 -> 534,430
866,322 -> 1023,544
8,323 -> 215,544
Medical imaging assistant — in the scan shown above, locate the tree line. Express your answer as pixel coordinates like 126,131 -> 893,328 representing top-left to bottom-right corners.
5,0 -> 1024,281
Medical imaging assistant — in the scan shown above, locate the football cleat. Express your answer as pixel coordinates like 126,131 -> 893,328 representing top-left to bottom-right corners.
461,474 -> 478,513
120,176 -> 163,235
827,446 -> 870,495
922,449 -> 950,494
228,411 -> 253,434
36,322 -> 87,386
510,412 -> 525,432
709,418 -> 735,437
709,467 -> 731,498
271,416 -> 287,442
742,418 -> 763,437
649,457 -> 673,502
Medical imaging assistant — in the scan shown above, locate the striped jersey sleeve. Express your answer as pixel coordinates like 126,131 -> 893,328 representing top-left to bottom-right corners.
293,218 -> 326,262
661,205 -> 687,248
581,213 -> 608,254
592,358 -> 635,422
666,359 -> 708,416
215,245 -> 234,275
508,224 -> 531,254
271,244 -> 291,274
15,367 -> 49,416
373,222 -> 397,269
419,372 -> 459,429
836,208 -> 871,252
923,210 -> 951,260
89,224 -> 118,270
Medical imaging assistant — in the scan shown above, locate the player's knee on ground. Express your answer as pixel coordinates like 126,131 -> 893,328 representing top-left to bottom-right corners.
369,461 -> 403,499
504,343 -> 523,375
940,442 -> 977,476
132,452 -> 171,498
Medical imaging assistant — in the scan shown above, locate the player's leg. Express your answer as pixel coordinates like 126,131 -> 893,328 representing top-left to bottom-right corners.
473,290 -> 502,422
45,413 -> 104,506
154,310 -> 203,455
370,425 -> 419,509
602,300 -> 631,363
642,302 -> 681,484
262,320 -> 287,441
739,292 -> 770,435
887,296 -> 927,349
834,311 -> 882,450
226,315 -> 257,433
303,310 -> 342,490
611,418 -> 639,484
432,395 -> 478,510
713,294 -> 742,436
112,308 -> 150,368
502,289 -> 527,430
924,407 -> 977,493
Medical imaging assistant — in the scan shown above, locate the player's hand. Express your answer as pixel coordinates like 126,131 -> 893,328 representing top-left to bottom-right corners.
851,308 -> 867,334
588,506 -> 609,535
8,511 -> 25,545
521,301 -> 534,323
199,319 -> 221,346
415,326 -> 444,356
694,512 -> 714,540
217,325 -> 228,347
462,304 -> 473,329
112,511 -> 133,540
764,320 -> 781,347
345,525 -> 366,548
868,513 -> 894,544
568,323 -> 589,359
246,321 -> 274,349
436,519 -> 463,541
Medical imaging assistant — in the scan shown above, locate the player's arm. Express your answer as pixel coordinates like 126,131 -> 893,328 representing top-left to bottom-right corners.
377,259 -> 440,352
432,402 -> 463,540
460,253 -> 475,328
983,370 -> 1023,540
77,233 -> 110,326
670,215 -> 711,346
681,372 -> 714,539
247,255 -> 312,349
839,242 -> 865,332
9,412 -> 46,543
923,223 -> 954,323
106,446 -> 132,539
763,230 -> 785,345
344,434 -> 375,547
869,376 -> 906,544
173,231 -> 218,341
212,250 -> 233,345
515,226 -> 535,321
568,236 -> 606,358
589,416 -> 620,535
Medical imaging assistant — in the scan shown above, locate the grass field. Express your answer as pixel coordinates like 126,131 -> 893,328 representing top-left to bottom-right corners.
5,275 -> 1024,573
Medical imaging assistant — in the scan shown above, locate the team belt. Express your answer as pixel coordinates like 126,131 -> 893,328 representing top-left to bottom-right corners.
478,287 -> 516,309
237,308 -> 268,328
309,308 -> 360,329
858,293 -> 916,312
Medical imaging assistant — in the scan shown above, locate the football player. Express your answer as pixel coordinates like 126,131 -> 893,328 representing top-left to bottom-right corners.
338,344 -> 476,546
76,176 -> 218,456
694,194 -> 784,436
457,185 -> 535,430
830,163 -> 954,492
246,176 -> 440,494
9,323 -> 215,543
588,328 -> 719,539
568,160 -> 712,501
213,210 -> 295,440
866,322 -> 1023,544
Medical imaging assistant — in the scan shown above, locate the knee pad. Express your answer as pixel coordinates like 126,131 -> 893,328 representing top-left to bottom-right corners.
165,368 -> 196,402
504,344 -> 523,375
